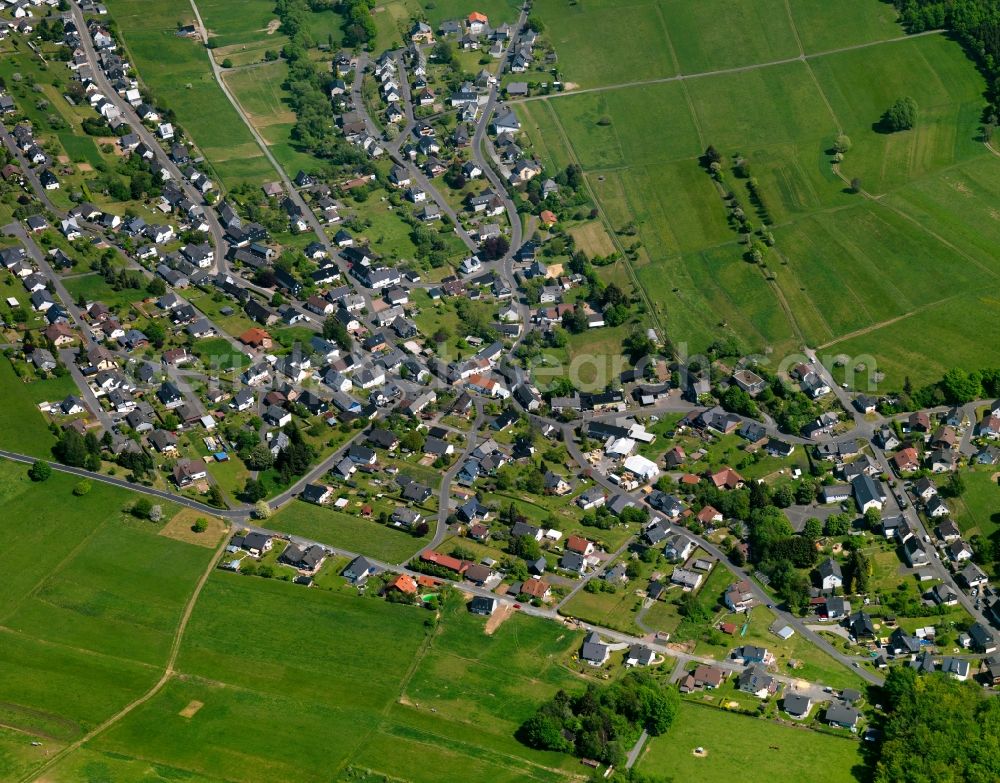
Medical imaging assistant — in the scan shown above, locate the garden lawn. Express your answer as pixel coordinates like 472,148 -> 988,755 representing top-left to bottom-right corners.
639,702 -> 863,782
270,499 -> 429,563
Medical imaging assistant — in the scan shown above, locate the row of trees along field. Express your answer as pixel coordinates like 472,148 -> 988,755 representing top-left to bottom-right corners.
895,0 -> 1000,129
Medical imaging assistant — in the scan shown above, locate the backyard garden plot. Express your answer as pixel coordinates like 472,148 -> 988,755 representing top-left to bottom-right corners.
104,0 -> 277,187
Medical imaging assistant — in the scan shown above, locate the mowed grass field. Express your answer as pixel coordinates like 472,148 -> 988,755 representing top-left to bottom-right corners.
0,457 -> 217,780
0,458 -> 590,783
196,0 -> 279,48
519,0 -> 996,386
104,0 -> 277,187
270,498 -> 430,563
48,575 -> 586,783
638,702 -> 864,782
222,60 -> 326,175
0,358 -> 65,457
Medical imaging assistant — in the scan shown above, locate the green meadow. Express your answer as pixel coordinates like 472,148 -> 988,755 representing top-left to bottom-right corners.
520,0 -> 996,387
48,575 -> 586,783
103,0 -> 277,187
639,702 -> 864,783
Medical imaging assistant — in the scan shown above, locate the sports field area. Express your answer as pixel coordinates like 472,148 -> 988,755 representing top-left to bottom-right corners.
522,0 -> 999,387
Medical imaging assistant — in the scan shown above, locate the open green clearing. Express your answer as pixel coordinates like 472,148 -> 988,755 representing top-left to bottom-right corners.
0,358 -> 66,457
63,273 -> 153,310
951,471 -> 1000,540
104,0 -> 277,187
0,458 -> 587,782
0,457 -> 207,766
197,0 -> 280,48
520,0 -> 998,387
638,701 -> 864,782
50,574 -> 585,783
270,499 -> 430,563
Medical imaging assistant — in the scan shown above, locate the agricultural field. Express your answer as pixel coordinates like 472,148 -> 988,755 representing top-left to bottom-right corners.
0,458 -> 591,783
220,59 -> 328,175
519,0 -> 999,387
44,573 -> 586,783
103,0 -> 278,187
196,0 -> 282,48
638,702 -> 864,783
0,457 -> 217,778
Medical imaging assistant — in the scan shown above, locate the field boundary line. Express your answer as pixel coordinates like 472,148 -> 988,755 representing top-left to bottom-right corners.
767,246 -> 836,343
761,245 -> 808,346
333,614 -> 442,778
816,292 -> 963,350
653,3 -> 683,77
511,29 -> 945,104
186,0 -> 284,182
0,518 -> 110,625
543,101 -> 665,338
787,0 -> 844,133
0,624 -> 162,672
21,531 -> 232,783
